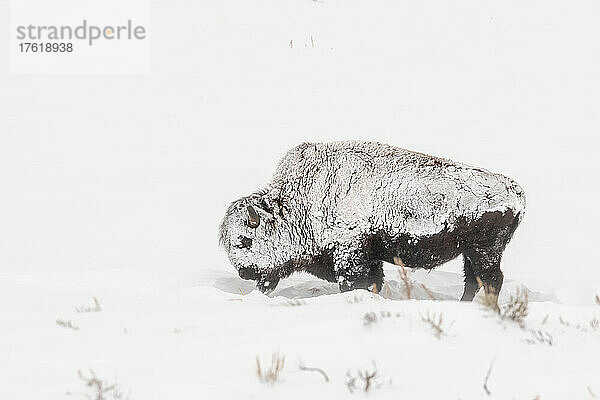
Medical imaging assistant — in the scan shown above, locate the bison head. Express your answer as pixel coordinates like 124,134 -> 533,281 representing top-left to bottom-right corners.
219,193 -> 301,293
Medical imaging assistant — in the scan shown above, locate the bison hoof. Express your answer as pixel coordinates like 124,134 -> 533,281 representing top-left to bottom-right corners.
257,276 -> 280,295
338,276 -> 383,293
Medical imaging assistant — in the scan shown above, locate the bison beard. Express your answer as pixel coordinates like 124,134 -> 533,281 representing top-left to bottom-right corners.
220,141 -> 525,300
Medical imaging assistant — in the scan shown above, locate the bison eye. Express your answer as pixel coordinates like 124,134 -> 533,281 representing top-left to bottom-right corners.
235,236 -> 252,249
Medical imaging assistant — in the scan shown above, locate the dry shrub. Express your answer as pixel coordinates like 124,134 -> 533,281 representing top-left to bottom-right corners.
526,330 -> 554,346
346,363 -> 381,393
76,297 -> 102,313
362,312 -> 379,326
76,369 -> 127,400
285,299 -> 306,307
56,319 -> 79,331
559,315 -> 600,333
478,281 -> 528,326
502,287 -> 529,325
420,283 -> 436,300
380,282 -> 393,299
483,361 -> 494,395
393,257 -> 413,299
298,362 -> 329,382
256,352 -> 285,385
559,316 -> 571,326
370,283 -> 379,295
477,277 -> 500,313
347,294 -> 364,304
421,311 -> 453,339
362,311 -> 400,327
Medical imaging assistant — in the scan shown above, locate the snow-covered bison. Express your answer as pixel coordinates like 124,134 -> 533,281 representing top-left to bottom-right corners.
220,141 -> 525,301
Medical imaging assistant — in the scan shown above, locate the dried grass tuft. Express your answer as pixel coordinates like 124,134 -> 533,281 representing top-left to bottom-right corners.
75,369 -> 127,400
476,277 -> 500,314
76,297 -> 102,313
421,311 -> 453,339
256,352 -> 285,385
526,330 -> 554,346
477,280 -> 529,327
393,257 -> 413,300
420,283 -> 436,300
285,299 -> 306,307
56,319 -> 79,331
346,363 -> 381,393
502,287 -> 529,326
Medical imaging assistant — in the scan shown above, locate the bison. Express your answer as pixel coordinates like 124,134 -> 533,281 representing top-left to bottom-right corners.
219,141 -> 525,301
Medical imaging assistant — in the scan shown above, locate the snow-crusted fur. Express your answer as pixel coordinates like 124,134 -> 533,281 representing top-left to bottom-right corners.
220,141 -> 525,299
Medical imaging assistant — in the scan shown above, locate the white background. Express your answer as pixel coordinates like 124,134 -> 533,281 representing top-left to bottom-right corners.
2,0 -> 599,290
1,0 -> 600,398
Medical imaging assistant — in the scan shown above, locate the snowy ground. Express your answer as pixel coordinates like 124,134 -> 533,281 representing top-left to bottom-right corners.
2,0 -> 600,398
2,264 -> 600,399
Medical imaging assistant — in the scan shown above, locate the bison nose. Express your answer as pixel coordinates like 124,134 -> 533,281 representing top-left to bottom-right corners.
238,266 -> 258,280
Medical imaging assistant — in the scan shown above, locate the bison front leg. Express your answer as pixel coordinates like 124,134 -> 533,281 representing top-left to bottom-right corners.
460,255 -> 480,302
461,248 -> 504,301
460,211 -> 518,301
256,273 -> 281,295
238,266 -> 281,295
333,247 -> 383,293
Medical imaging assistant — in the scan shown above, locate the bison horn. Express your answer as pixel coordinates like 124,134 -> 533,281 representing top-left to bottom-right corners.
247,205 -> 260,228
